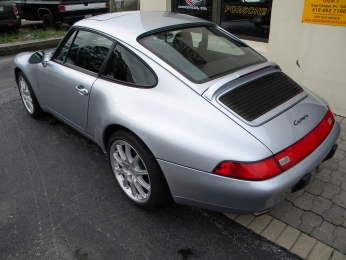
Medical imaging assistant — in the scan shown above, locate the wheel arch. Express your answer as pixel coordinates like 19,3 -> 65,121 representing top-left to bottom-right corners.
14,67 -> 22,84
103,124 -> 126,154
16,69 -> 44,118
103,124 -> 153,157
38,8 -> 53,20
102,123 -> 173,197
14,68 -> 38,99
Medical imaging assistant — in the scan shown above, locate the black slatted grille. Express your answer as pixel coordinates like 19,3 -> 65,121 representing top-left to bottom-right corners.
219,72 -> 304,122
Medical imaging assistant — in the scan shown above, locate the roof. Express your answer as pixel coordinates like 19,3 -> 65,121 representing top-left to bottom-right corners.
74,11 -> 213,47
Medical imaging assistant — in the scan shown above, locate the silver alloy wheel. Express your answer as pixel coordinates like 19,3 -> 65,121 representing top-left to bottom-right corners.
19,75 -> 34,114
110,140 -> 151,203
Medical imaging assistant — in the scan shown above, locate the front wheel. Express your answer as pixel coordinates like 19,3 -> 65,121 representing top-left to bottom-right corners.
108,130 -> 170,209
17,72 -> 44,119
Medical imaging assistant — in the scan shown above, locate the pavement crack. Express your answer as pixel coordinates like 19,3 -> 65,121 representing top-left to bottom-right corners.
0,97 -> 21,107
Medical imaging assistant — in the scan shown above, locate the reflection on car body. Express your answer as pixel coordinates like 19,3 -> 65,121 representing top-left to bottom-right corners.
12,11 -> 340,214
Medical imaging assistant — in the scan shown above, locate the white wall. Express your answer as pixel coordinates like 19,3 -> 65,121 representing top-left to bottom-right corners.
140,0 -> 171,11
267,0 -> 346,116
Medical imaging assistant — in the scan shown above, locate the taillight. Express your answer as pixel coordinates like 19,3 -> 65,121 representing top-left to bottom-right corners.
58,5 -> 66,12
213,157 -> 282,180
105,2 -> 109,8
275,109 -> 334,171
12,3 -> 18,15
213,109 -> 335,180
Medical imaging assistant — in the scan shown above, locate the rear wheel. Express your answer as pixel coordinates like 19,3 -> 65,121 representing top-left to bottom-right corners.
17,72 -> 44,119
42,13 -> 59,30
108,130 -> 170,209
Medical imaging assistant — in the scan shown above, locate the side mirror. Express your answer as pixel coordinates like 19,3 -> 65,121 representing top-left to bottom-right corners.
28,51 -> 45,64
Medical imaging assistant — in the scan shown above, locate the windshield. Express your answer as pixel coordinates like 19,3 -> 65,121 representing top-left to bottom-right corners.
139,26 -> 266,83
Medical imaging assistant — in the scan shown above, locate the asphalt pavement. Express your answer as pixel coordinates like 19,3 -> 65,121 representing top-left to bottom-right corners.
0,55 -> 300,259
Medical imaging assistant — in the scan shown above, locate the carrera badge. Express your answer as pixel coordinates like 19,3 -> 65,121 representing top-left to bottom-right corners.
294,115 -> 308,126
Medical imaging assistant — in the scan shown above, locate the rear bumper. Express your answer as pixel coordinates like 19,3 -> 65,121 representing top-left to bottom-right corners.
158,122 -> 340,214
60,12 -> 106,23
0,15 -> 21,29
54,3 -> 108,23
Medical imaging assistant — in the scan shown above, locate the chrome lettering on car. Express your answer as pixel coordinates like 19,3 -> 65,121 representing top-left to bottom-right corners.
294,115 -> 308,126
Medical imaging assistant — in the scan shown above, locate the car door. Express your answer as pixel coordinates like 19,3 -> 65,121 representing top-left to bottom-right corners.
37,29 -> 113,130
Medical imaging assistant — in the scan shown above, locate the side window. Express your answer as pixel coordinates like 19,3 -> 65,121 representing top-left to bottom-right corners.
55,30 -> 113,74
102,45 -> 156,87
55,31 -> 77,63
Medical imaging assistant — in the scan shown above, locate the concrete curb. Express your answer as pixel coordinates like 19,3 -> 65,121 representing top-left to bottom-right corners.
0,37 -> 63,57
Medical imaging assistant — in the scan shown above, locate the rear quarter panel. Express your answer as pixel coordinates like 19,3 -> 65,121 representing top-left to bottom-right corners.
87,47 -> 272,172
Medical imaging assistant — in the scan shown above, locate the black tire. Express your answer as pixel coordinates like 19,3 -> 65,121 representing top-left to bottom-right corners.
108,130 -> 170,210
42,13 -> 59,30
17,72 -> 44,119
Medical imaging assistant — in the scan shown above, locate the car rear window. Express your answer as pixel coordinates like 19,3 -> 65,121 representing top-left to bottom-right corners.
139,26 -> 266,83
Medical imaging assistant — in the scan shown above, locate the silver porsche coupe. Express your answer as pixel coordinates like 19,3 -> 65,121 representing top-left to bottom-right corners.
12,11 -> 340,214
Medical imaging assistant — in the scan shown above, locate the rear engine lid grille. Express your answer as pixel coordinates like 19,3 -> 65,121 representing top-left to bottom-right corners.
218,72 -> 304,122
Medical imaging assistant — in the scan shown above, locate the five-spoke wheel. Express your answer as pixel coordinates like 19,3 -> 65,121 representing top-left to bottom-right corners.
18,74 -> 34,114
111,140 -> 151,203
17,72 -> 44,119
108,131 -> 169,209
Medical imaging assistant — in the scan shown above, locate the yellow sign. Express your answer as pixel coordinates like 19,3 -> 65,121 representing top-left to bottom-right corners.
302,0 -> 346,26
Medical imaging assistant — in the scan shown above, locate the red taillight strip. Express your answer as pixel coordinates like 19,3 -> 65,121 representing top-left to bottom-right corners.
275,109 -> 335,171
213,157 -> 281,180
213,109 -> 335,180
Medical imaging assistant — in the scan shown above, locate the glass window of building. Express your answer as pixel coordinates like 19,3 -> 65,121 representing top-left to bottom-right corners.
172,0 -> 273,43
172,0 -> 213,22
221,0 -> 272,42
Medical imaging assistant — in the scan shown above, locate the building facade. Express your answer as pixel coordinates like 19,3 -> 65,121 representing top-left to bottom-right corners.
141,0 -> 346,116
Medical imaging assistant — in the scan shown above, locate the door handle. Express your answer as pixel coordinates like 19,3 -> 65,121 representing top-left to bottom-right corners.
75,85 -> 89,96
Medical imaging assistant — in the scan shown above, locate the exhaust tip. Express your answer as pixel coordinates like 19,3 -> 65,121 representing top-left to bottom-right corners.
253,208 -> 271,216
